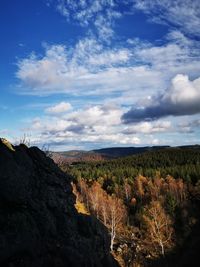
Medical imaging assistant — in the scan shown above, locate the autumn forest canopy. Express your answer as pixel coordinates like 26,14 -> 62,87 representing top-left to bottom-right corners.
58,147 -> 200,266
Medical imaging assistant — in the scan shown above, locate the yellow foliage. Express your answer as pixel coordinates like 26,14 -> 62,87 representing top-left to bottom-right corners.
75,200 -> 90,215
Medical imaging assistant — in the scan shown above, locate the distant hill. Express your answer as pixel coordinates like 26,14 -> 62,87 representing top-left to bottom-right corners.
93,146 -> 170,158
52,145 -> 200,164
52,150 -> 105,164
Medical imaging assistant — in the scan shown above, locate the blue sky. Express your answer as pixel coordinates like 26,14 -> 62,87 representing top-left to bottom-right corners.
1,0 -> 200,150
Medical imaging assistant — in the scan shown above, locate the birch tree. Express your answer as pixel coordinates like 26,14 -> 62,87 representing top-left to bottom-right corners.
107,195 -> 127,251
143,200 -> 174,256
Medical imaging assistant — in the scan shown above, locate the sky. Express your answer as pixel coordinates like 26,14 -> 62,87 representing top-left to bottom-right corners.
1,0 -> 200,151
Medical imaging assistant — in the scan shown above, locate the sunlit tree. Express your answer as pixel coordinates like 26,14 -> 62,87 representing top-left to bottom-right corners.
143,200 -> 174,256
107,195 -> 127,251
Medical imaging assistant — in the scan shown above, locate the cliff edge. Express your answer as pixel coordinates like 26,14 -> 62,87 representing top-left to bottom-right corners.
0,138 -> 118,267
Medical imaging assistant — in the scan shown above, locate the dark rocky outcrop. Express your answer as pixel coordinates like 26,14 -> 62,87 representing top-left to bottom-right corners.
0,139 -> 118,267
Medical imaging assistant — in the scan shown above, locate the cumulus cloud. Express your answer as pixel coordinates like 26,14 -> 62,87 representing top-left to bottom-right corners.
122,74 -> 200,123
31,104 -> 123,134
31,117 -> 72,133
67,104 -> 123,127
26,100 -> 197,150
27,103 -> 143,148
45,102 -> 72,114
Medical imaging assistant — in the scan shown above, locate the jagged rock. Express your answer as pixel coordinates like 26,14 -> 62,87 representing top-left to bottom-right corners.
0,139 -> 118,267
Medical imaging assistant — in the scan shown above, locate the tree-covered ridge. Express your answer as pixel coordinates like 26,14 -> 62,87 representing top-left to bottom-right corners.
68,147 -> 200,184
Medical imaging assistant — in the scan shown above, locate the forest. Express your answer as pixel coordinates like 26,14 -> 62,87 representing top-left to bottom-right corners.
67,147 -> 200,184
60,147 -> 200,266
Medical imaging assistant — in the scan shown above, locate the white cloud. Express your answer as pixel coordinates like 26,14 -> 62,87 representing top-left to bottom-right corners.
123,74 -> 200,123
88,49 -> 130,66
123,121 -> 172,134
164,74 -> 200,105
132,36 -> 200,75
67,104 -> 123,128
16,40 -> 164,97
25,100 -> 199,150
178,118 -> 200,133
17,45 -> 69,94
3,1 -> 200,150
55,0 -> 121,40
133,0 -> 200,37
31,117 -> 73,132
15,1 -> 200,150
30,104 -> 123,135
26,103 -> 143,148
166,30 -> 192,46
16,34 -> 200,138
77,133 -> 141,145
55,1 -> 200,40
45,102 -> 72,114
135,43 -> 188,67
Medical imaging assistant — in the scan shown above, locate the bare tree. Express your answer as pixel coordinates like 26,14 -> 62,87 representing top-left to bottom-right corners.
19,133 -> 31,147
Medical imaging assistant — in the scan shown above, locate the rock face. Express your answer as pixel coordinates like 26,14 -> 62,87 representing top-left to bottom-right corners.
0,139 -> 118,267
